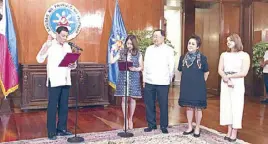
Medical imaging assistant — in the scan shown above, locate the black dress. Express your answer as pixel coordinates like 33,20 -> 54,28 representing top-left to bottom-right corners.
178,54 -> 209,109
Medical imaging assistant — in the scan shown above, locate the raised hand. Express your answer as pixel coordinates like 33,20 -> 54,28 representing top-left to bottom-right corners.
46,35 -> 53,47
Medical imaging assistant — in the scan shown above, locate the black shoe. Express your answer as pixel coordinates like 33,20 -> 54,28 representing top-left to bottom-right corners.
144,126 -> 157,132
48,133 -> 57,140
57,129 -> 73,136
224,136 -> 230,141
193,129 -> 201,137
161,128 -> 168,134
183,129 -> 194,135
228,138 -> 237,142
193,132 -> 200,137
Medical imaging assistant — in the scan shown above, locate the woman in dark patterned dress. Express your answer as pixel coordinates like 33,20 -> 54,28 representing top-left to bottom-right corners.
178,35 -> 209,137
109,35 -> 143,129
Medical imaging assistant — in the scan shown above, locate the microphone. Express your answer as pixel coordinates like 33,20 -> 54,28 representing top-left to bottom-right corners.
123,48 -> 129,55
68,42 -> 83,51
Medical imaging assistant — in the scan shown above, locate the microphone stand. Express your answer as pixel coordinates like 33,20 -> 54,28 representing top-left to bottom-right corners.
67,47 -> 84,143
117,49 -> 134,138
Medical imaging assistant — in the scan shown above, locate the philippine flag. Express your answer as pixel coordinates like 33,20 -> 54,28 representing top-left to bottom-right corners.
0,0 -> 19,97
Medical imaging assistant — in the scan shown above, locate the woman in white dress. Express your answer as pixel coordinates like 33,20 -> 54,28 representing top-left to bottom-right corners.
218,33 -> 250,142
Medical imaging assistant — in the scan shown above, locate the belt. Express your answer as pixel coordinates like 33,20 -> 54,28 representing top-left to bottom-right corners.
224,72 -> 237,75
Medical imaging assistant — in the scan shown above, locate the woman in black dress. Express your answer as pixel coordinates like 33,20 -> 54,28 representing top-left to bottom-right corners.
178,34 -> 209,137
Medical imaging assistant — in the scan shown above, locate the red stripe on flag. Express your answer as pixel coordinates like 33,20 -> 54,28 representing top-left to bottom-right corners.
0,34 -> 18,96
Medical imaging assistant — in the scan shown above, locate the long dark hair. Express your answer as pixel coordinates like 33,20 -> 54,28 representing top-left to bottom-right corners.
124,35 -> 139,56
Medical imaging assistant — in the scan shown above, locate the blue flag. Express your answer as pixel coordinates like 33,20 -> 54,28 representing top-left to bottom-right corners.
107,0 -> 127,89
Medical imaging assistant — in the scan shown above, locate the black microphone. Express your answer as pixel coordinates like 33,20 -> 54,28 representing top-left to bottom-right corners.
123,48 -> 128,55
68,42 -> 83,51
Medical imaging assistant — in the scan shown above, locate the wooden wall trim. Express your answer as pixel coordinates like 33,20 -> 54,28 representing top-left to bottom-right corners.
241,0 -> 254,96
182,0 -> 195,55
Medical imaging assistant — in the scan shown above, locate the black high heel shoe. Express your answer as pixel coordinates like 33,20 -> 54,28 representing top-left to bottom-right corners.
183,129 -> 194,135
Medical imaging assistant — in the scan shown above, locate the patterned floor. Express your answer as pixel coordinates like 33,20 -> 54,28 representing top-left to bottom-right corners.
1,124 -> 249,144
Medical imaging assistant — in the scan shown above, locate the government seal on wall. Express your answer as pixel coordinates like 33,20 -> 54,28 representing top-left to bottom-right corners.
44,2 -> 81,40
